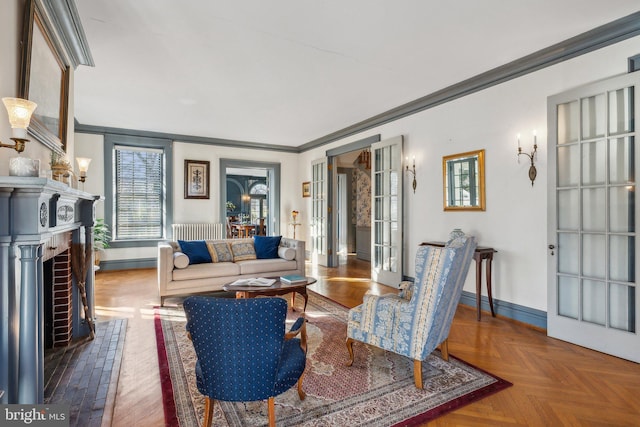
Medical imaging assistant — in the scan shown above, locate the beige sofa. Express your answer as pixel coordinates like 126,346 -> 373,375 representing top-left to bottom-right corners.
157,237 -> 305,305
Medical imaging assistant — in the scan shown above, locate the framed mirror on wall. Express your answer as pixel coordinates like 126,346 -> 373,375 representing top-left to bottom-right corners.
442,149 -> 485,211
20,0 -> 70,154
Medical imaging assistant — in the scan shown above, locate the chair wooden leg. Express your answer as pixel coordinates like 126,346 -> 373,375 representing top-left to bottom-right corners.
414,360 -> 423,389
440,338 -> 449,361
345,338 -> 355,366
203,397 -> 214,427
297,372 -> 306,400
268,396 -> 276,427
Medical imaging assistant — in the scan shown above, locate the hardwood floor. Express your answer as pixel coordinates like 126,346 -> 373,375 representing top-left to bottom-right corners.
95,257 -> 640,426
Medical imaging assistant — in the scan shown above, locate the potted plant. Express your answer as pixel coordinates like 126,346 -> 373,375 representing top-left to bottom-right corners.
93,218 -> 111,267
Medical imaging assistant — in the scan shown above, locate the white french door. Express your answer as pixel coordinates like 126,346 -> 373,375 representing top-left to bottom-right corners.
311,158 -> 328,266
371,136 -> 403,287
547,72 -> 640,362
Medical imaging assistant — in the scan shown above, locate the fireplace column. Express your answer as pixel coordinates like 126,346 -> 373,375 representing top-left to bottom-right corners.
17,243 -> 44,404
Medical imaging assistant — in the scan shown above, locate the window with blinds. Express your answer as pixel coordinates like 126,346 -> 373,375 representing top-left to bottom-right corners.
114,145 -> 164,240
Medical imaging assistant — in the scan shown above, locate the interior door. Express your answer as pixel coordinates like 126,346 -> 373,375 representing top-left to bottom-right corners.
311,158 -> 328,266
547,71 -> 640,362
371,136 -> 403,287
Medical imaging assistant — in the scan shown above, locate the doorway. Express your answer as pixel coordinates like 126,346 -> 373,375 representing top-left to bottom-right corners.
219,159 -> 281,236
335,148 -> 372,265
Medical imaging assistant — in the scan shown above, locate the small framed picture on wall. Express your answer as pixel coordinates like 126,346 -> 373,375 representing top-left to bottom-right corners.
302,181 -> 311,198
184,160 -> 210,199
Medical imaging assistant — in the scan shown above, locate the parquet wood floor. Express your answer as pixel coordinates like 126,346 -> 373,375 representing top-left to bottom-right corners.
95,257 -> 640,426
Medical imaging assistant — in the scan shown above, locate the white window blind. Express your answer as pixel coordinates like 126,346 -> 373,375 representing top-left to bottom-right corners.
114,145 -> 164,240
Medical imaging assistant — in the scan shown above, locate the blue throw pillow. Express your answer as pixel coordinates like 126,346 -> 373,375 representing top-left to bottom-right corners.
178,240 -> 212,264
253,235 -> 282,259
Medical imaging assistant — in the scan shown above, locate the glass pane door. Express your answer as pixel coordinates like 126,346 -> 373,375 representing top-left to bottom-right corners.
371,136 -> 403,287
311,158 -> 328,266
548,73 -> 639,362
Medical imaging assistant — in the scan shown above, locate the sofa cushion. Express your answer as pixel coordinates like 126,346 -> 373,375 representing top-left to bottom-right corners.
238,258 -> 298,275
253,235 -> 282,259
178,240 -> 212,265
278,246 -> 296,260
230,241 -> 257,261
173,252 -> 190,269
206,241 -> 233,263
172,262 -> 240,281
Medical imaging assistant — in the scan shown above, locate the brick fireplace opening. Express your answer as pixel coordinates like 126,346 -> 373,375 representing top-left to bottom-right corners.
43,232 -> 74,349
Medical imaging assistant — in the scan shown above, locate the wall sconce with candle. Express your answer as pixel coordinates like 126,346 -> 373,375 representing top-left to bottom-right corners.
76,157 -> 92,183
405,156 -> 417,193
517,131 -> 538,186
0,97 -> 37,153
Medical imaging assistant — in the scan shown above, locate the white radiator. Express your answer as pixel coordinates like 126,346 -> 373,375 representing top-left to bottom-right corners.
172,223 -> 225,240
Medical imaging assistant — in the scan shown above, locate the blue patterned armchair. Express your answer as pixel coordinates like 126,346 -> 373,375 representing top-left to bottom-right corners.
346,233 -> 476,388
184,296 -> 307,427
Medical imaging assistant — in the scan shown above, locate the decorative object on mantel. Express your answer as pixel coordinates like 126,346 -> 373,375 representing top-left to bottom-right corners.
9,157 -> 40,177
517,131 -> 538,186
72,243 -> 95,339
405,155 -> 417,193
50,151 -> 72,183
0,97 -> 37,153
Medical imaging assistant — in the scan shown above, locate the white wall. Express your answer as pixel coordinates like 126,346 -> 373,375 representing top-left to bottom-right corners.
298,35 -> 640,312
73,133 -> 300,262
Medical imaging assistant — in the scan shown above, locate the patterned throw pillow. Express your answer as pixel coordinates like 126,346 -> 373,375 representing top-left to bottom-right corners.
230,241 -> 257,261
206,242 -> 233,263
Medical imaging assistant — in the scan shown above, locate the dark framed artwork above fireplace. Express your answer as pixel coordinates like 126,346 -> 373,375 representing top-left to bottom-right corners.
19,0 -> 71,154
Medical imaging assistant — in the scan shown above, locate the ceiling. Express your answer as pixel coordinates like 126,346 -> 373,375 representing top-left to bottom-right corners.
73,1 -> 640,148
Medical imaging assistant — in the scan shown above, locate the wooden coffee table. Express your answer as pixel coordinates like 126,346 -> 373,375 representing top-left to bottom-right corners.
223,277 -> 317,311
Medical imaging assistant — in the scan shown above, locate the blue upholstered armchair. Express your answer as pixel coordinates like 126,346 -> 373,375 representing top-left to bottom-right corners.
183,296 -> 307,427
346,233 -> 476,389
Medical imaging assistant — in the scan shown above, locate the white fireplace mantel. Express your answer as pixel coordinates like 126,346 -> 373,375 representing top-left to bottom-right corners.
0,177 -> 100,404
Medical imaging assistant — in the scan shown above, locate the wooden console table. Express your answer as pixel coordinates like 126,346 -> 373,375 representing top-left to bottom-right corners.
421,241 -> 497,321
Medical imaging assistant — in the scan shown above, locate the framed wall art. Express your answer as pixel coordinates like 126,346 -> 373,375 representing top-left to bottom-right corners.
20,0 -> 70,153
184,160 -> 210,199
302,181 -> 311,198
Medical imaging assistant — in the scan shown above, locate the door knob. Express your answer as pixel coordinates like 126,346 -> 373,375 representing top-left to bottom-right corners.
548,244 -> 555,255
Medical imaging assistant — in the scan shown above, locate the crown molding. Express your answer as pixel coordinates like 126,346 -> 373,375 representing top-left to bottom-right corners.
39,0 -> 94,68
299,11 -> 640,153
75,123 -> 300,153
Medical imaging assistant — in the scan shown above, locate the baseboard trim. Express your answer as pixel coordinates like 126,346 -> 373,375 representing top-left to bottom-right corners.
459,291 -> 547,330
99,258 -> 156,271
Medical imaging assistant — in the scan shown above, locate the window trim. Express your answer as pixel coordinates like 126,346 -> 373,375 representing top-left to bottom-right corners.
104,134 -> 173,248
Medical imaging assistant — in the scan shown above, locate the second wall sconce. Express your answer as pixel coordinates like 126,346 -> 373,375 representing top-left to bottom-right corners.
76,157 -> 92,183
405,156 -> 417,193
517,131 -> 538,186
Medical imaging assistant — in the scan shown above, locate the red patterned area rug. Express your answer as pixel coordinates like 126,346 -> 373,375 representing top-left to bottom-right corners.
154,292 -> 511,426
